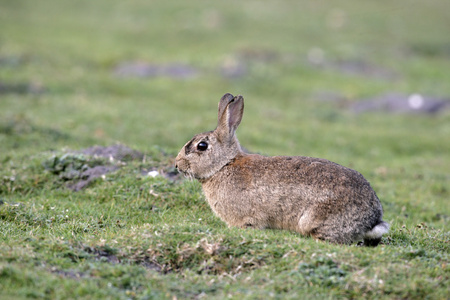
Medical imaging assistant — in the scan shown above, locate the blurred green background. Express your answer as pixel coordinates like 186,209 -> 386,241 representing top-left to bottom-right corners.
2,0 -> 449,155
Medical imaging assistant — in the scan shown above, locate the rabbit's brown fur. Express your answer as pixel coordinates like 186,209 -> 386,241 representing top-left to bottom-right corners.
176,93 -> 389,246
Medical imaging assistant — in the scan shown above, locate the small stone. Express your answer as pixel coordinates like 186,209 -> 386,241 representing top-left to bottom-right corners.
148,171 -> 159,178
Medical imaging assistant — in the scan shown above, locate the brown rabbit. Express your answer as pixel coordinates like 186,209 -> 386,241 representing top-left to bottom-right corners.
175,93 -> 389,246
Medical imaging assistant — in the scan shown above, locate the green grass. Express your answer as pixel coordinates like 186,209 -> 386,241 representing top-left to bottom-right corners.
1,0 -> 449,299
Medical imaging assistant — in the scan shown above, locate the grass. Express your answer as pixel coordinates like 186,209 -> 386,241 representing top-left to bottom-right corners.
1,0 -> 449,299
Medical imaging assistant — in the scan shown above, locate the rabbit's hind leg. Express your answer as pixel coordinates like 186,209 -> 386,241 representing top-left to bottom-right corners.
309,227 -> 352,244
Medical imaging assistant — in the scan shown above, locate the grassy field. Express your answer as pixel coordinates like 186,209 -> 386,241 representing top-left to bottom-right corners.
1,0 -> 449,299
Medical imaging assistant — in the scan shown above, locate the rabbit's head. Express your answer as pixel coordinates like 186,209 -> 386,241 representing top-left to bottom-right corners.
176,93 -> 244,180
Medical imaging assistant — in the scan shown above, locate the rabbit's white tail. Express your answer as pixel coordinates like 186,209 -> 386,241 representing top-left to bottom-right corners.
364,221 -> 390,240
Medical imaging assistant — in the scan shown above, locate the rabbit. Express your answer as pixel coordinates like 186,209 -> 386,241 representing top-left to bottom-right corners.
175,93 -> 389,246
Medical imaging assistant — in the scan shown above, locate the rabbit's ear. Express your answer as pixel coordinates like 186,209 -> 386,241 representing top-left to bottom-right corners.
216,94 -> 244,141
218,93 -> 234,121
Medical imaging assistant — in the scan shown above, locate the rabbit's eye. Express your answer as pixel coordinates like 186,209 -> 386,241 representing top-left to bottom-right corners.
197,141 -> 208,151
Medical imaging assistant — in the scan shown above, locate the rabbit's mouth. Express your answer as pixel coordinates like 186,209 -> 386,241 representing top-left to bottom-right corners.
178,169 -> 195,181
176,167 -> 190,178
175,158 -> 194,180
